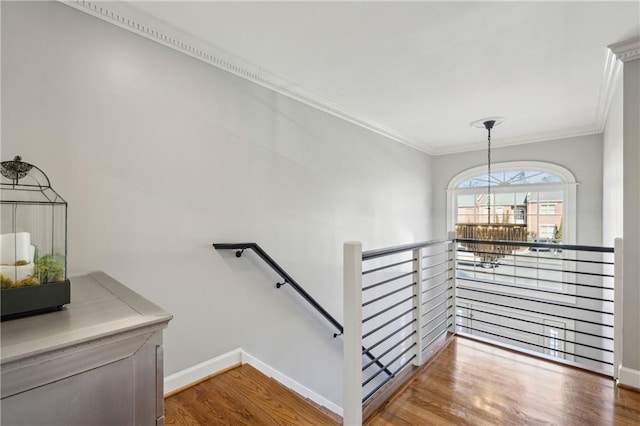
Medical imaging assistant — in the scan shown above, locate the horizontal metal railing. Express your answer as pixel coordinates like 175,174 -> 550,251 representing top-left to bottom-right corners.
344,236 -> 621,425
362,238 -> 453,260
218,237 -> 620,425
343,237 -> 456,424
454,238 -> 616,375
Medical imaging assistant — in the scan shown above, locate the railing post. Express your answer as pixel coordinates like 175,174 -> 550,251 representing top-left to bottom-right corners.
448,231 -> 457,334
343,242 -> 363,426
412,247 -> 424,366
614,237 -> 623,381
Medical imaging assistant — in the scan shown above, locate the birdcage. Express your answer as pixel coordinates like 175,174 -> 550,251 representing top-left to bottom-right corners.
1,156 -> 70,320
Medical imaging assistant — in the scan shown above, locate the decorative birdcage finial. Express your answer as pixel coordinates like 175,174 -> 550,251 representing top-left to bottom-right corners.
0,156 -> 33,181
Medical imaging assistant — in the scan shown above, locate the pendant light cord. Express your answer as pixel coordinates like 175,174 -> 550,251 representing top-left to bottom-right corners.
487,124 -> 492,225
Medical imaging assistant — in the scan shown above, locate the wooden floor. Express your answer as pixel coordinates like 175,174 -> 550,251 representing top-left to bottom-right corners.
166,338 -> 640,425
164,364 -> 340,425
366,337 -> 640,426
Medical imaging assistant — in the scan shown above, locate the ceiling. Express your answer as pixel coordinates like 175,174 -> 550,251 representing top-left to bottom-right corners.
76,1 -> 640,155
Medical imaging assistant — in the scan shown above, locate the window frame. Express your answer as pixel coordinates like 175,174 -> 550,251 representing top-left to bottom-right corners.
449,161 -> 578,302
539,204 -> 556,215
446,161 -> 577,245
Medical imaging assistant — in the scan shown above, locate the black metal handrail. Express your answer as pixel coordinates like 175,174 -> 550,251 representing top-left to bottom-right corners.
362,238 -> 453,260
213,242 -> 342,333
213,242 -> 393,376
456,238 -> 615,253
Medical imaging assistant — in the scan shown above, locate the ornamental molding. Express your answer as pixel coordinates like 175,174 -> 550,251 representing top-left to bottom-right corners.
59,1 -> 629,156
431,126 -> 603,156
594,48 -> 623,133
59,0 -> 426,153
609,38 -> 640,63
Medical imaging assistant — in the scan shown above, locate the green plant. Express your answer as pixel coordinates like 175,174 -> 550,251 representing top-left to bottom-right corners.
35,254 -> 65,283
556,219 -> 563,241
1,273 -> 14,289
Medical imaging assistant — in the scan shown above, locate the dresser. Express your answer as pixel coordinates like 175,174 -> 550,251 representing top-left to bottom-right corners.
1,271 -> 173,425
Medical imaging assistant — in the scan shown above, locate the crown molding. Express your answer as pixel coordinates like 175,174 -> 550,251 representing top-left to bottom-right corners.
57,1 -> 622,158
609,37 -> 640,63
432,126 -> 603,156
594,48 -> 623,132
58,0 -> 430,154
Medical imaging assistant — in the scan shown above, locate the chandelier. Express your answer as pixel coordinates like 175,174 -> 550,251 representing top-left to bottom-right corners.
456,118 -> 527,263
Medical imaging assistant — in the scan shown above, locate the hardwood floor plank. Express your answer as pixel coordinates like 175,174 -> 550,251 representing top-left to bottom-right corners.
366,410 -> 414,426
176,384 -> 252,425
164,396 -> 202,426
366,337 -> 640,426
165,364 -> 339,425
167,338 -> 640,425
214,364 -> 338,425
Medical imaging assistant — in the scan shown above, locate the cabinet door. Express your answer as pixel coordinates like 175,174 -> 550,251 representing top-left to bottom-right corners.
1,358 -> 134,426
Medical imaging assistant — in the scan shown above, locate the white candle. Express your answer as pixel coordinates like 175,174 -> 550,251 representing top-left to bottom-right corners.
0,232 -> 32,265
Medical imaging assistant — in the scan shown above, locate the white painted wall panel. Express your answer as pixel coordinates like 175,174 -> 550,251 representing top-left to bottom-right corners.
622,60 -> 640,373
0,1 -> 432,407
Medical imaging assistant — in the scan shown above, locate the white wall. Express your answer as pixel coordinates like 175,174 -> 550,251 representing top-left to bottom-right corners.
622,58 -> 640,378
1,1 -> 433,407
603,78 -> 623,246
430,134 -> 604,245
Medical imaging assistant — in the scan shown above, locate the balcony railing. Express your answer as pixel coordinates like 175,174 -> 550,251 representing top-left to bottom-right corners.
343,235 -> 622,426
454,238 -> 618,376
343,236 -> 456,425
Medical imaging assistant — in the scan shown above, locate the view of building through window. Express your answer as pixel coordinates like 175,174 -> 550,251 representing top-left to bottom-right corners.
451,164 -> 585,364
455,170 -> 565,242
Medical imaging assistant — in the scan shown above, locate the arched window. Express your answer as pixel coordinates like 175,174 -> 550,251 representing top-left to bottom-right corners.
447,161 -> 577,244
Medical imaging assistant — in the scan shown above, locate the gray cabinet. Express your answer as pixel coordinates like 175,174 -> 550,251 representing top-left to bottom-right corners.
1,272 -> 172,425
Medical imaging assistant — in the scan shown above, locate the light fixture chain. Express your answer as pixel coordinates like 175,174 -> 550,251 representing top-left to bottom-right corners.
458,116 -> 527,257
487,126 -> 491,225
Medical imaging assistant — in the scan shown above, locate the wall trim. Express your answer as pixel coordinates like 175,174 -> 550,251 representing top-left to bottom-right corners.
618,366 -> 640,390
242,350 -> 343,416
59,0 -> 622,157
594,48 -> 623,134
164,348 -> 242,395
609,37 -> 640,63
432,127 -> 603,156
163,348 -> 342,417
58,0 -> 424,155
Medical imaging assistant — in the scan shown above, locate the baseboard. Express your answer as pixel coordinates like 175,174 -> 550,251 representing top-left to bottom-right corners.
163,348 -> 342,417
241,350 -> 343,417
164,348 -> 242,395
618,365 -> 640,390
